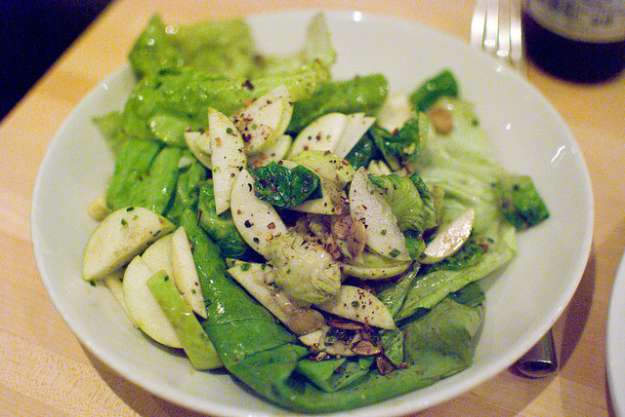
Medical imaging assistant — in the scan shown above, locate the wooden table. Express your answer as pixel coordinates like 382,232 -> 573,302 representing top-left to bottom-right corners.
1,0 -> 623,415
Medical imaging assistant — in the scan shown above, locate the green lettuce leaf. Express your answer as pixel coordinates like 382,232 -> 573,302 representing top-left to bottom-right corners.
288,74 -> 389,133
403,298 -> 481,370
396,221 -> 516,320
166,154 -> 207,224
198,180 -> 249,258
409,69 -> 459,112
121,64 -> 329,143
106,141 -> 182,214
253,161 -> 321,208
93,111 -> 128,155
345,134 -> 380,169
495,174 -> 550,230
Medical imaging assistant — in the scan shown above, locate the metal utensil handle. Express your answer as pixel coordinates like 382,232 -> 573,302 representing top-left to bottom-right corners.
515,330 -> 558,378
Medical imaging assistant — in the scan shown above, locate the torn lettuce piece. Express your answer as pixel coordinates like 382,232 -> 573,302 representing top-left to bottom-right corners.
93,111 -> 128,155
296,357 -> 373,393
380,329 -> 404,367
121,63 -> 329,143
403,298 -> 481,371
166,154 -> 207,224
106,141 -> 184,214
370,113 -> 429,170
377,266 -> 420,318
129,15 -> 184,78
288,74 -> 389,133
197,181 -> 249,258
495,174 -> 550,230
449,282 -> 485,308
253,161 -> 321,208
345,134 -> 380,169
170,18 -> 255,78
396,221 -> 516,320
409,69 -> 459,112
253,13 -> 336,76
129,14 -> 254,79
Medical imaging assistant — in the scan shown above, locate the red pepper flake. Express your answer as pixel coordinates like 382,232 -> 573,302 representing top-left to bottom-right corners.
267,222 -> 276,230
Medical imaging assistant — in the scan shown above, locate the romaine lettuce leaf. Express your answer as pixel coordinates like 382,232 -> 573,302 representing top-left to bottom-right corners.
288,74 -> 389,133
198,181 -> 249,258
409,69 -> 459,112
93,111 -> 128,155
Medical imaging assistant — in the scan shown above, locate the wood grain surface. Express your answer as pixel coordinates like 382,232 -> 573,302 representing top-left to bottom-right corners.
1,1 -> 623,416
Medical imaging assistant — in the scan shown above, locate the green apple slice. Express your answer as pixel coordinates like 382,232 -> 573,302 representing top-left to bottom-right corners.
122,256 -> 181,348
170,227 -> 207,318
184,130 -> 212,169
333,113 -> 376,158
341,251 -> 411,280
232,85 -> 293,155
289,113 -> 348,157
290,150 -> 355,187
349,169 -> 410,261
421,208 -> 475,264
141,234 -> 174,279
208,107 -> 247,215
249,134 -> 293,167
377,93 -> 413,132
316,285 -> 396,330
231,169 -> 287,258
103,269 -> 136,325
227,261 -> 325,335
82,207 -> 175,281
147,271 -> 221,370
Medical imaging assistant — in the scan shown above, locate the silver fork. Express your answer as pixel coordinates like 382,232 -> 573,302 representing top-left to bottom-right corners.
470,0 -> 558,379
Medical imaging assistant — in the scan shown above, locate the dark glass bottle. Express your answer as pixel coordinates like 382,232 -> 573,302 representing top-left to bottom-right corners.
523,0 -> 625,83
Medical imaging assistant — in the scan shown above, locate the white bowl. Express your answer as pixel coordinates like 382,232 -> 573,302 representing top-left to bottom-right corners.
607,250 -> 625,417
32,10 -> 593,417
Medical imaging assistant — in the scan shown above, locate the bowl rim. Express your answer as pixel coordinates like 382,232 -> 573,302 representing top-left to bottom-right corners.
31,9 -> 594,417
607,250 -> 625,417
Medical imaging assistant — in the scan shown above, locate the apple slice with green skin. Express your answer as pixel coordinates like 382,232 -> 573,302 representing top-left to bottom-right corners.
316,285 -> 396,330
421,208 -> 475,264
231,169 -> 287,258
227,261 -> 325,335
208,107 -> 247,215
170,227 -> 207,318
341,251 -> 411,280
141,234 -> 174,278
103,269 -> 136,326
82,207 -> 175,281
377,93 -> 413,133
288,113 -> 348,158
292,177 -> 343,215
147,271 -> 222,370
184,130 -> 212,169
333,113 -> 376,158
123,256 -> 181,348
249,134 -> 293,168
290,150 -> 355,187
349,169 -> 410,261
232,85 -> 293,155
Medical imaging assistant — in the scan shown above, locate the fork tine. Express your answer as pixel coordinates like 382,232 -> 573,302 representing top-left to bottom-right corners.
484,0 -> 500,53
509,0 -> 526,74
471,0 -> 487,48
497,0 -> 512,60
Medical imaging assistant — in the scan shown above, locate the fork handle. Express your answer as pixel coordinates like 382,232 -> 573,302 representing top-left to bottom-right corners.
515,330 -> 558,378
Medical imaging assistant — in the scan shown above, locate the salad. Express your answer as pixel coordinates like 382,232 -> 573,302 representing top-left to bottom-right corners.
83,13 -> 550,413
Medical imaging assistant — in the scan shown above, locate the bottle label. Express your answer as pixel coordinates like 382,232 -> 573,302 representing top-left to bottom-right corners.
525,0 -> 625,42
